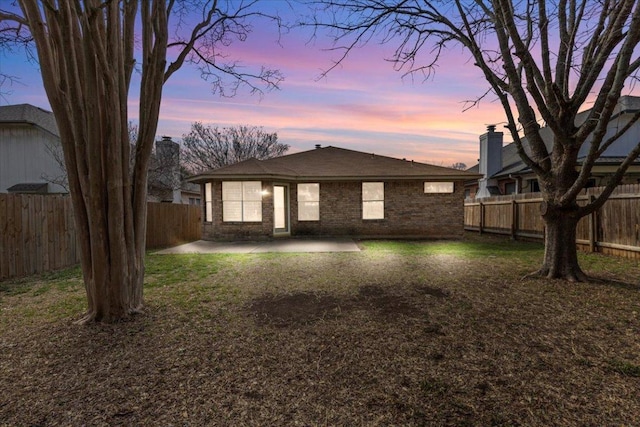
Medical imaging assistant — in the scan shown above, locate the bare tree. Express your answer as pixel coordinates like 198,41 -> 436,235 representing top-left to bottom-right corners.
450,162 -> 467,171
0,8 -> 33,102
182,122 -> 289,173
40,137 -> 68,192
0,1 -> 283,322
307,0 -> 640,281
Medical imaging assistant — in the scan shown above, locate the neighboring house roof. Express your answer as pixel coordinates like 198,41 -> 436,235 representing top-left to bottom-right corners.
480,144 -> 640,181
7,183 -> 49,193
188,146 -> 481,183
468,95 -> 640,182
0,104 -> 59,137
579,156 -> 640,164
492,142 -> 535,178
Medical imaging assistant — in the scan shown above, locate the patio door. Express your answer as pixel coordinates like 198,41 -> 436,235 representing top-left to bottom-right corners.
273,184 -> 290,235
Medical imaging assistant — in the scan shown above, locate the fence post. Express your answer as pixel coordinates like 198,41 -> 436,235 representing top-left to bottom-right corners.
479,201 -> 484,234
588,194 -> 597,253
511,199 -> 517,240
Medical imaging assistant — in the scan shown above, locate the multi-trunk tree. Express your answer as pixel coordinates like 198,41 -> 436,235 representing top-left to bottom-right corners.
0,0 -> 282,322
308,0 -> 640,281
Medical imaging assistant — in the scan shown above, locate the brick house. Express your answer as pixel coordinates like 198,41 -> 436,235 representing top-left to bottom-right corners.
188,146 -> 480,240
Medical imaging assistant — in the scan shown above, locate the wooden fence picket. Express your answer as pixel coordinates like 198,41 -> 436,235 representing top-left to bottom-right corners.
0,194 -> 202,280
465,184 -> 640,259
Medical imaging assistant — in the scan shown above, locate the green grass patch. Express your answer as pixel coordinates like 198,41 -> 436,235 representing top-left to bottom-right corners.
144,253 -> 224,288
44,294 -> 87,320
0,277 -> 38,296
608,360 -> 640,377
41,265 -> 83,281
360,236 -> 544,259
0,265 -> 83,297
31,284 -> 52,296
578,252 -> 640,277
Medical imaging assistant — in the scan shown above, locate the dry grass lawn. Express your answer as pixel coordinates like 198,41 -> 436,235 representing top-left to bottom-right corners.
1,234 -> 639,426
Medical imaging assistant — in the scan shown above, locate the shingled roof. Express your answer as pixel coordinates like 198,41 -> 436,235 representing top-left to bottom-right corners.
0,104 -> 59,137
188,146 -> 481,183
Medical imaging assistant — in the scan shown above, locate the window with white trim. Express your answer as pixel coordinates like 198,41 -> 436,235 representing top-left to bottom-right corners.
424,182 -> 454,193
204,183 -> 212,222
222,181 -> 262,222
362,182 -> 384,220
298,183 -> 319,221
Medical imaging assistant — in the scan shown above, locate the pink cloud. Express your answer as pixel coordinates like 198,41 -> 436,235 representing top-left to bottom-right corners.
2,7 -> 509,169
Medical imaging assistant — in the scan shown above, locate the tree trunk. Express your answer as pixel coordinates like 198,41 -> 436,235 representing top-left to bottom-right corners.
78,255 -> 143,323
16,0 -> 278,322
16,0 -> 162,323
536,202 -> 588,282
75,189 -> 145,324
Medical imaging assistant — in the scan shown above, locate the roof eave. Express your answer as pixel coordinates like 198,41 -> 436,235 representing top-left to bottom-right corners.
1,119 -> 60,138
187,173 -> 482,183
186,173 -> 292,183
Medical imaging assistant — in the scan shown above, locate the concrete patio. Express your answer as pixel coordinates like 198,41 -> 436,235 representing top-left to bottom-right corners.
154,237 -> 361,254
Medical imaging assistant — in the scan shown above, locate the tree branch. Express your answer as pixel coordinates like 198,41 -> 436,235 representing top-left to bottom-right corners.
577,141 -> 640,217
164,0 -> 283,96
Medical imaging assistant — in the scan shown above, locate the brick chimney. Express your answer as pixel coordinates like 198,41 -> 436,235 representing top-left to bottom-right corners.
476,125 -> 503,198
155,136 -> 181,203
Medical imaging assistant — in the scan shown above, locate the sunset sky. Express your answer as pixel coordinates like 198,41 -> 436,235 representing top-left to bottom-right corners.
0,4 -> 511,168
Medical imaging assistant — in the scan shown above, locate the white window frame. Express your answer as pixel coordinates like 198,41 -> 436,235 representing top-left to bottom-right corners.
362,182 -> 384,220
222,181 -> 262,222
297,183 -> 320,221
424,182 -> 454,194
204,183 -> 213,222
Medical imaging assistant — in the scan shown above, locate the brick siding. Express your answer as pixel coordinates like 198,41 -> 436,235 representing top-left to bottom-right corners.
202,181 -> 274,240
202,179 -> 465,240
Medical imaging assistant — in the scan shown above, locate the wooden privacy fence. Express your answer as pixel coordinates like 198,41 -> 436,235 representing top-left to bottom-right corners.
0,194 -> 78,281
464,184 -> 640,259
0,194 -> 202,281
146,201 -> 201,249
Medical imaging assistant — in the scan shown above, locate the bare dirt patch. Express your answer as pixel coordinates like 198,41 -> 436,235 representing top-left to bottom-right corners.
248,292 -> 343,327
414,284 -> 450,298
247,283 -> 440,327
354,284 -> 424,318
